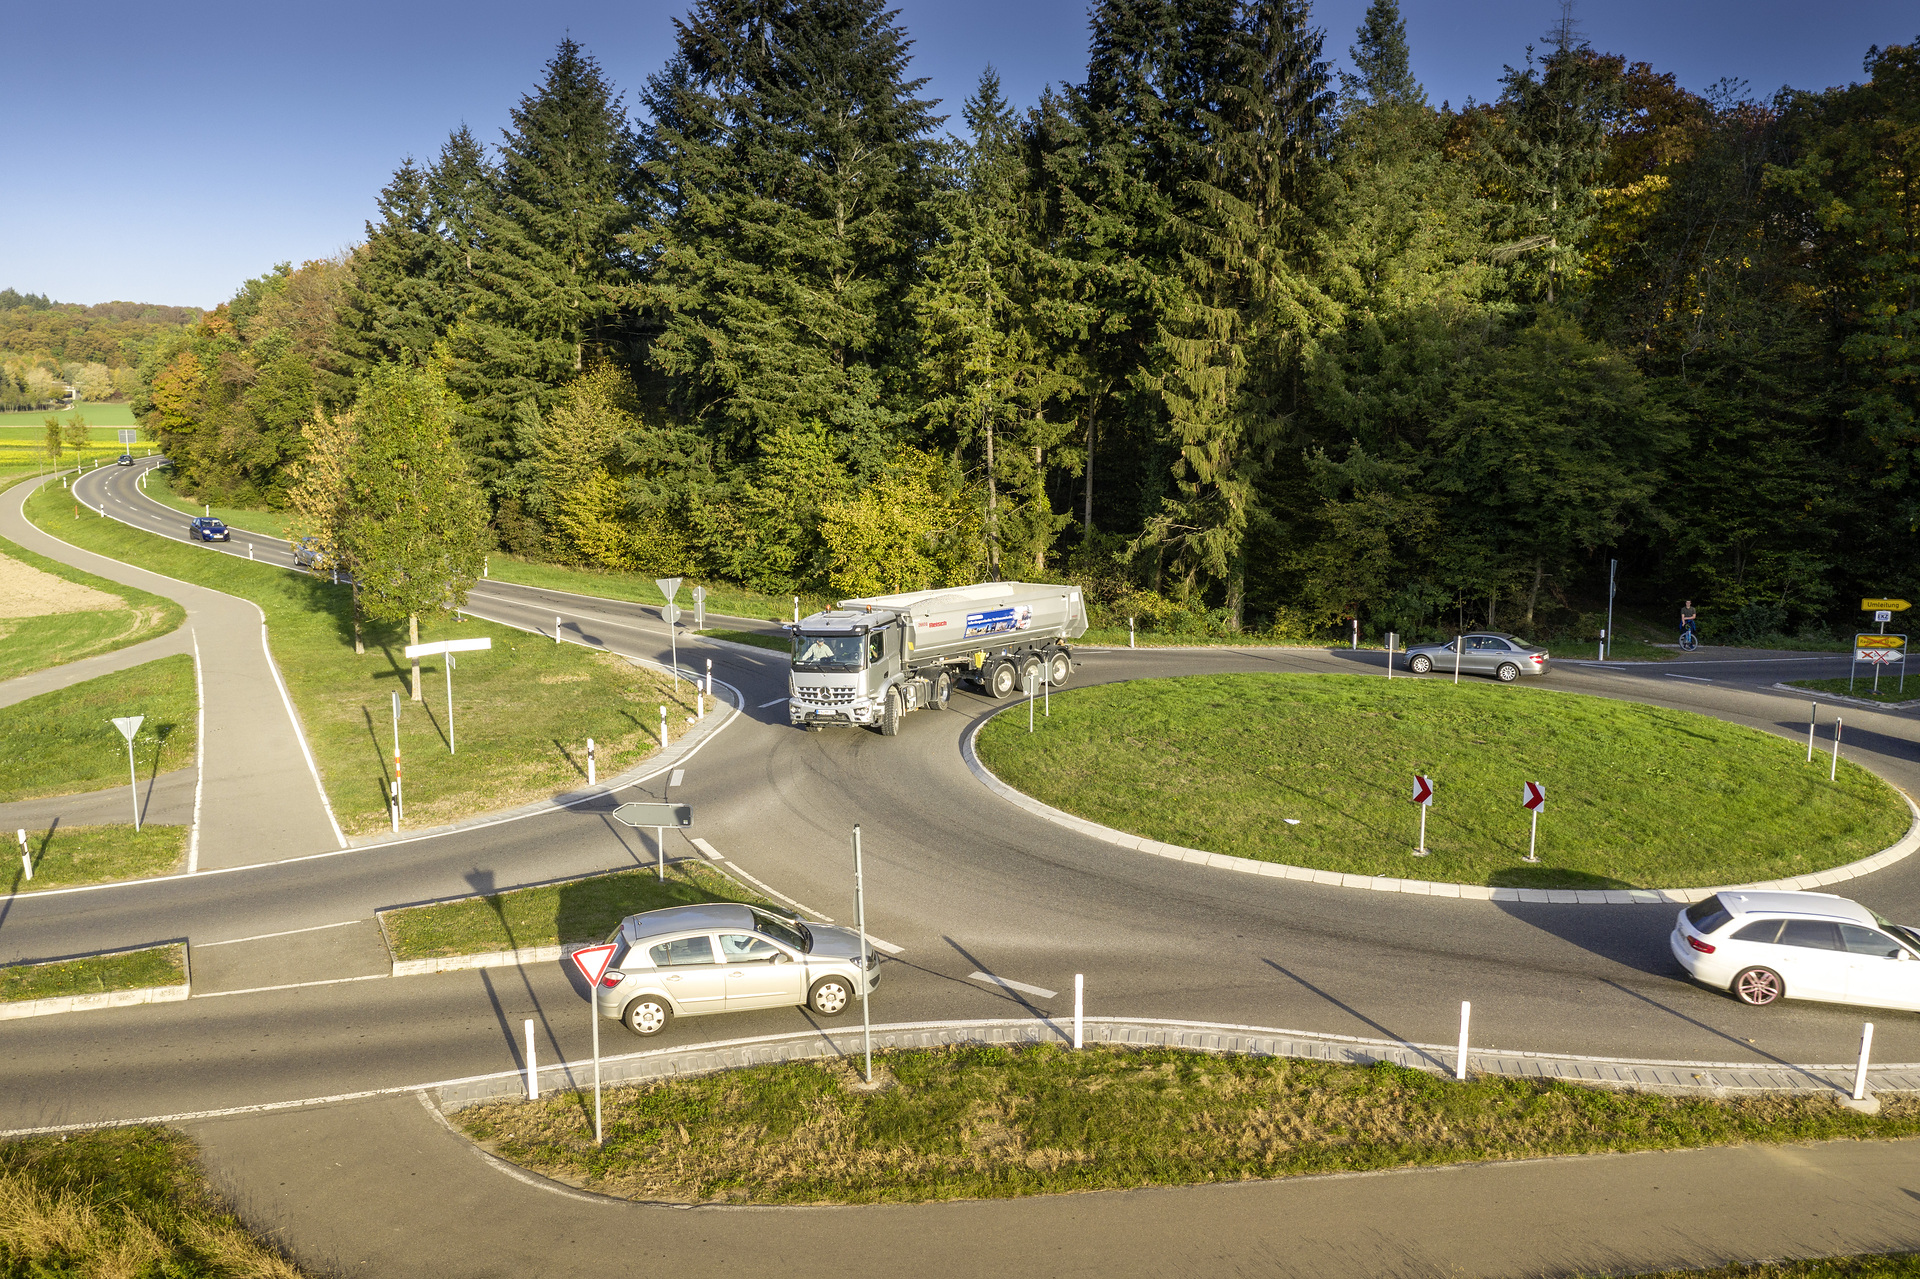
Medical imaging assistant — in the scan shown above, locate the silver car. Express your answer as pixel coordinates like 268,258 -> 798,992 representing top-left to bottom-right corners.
1403,632 -> 1550,681
593,903 -> 880,1037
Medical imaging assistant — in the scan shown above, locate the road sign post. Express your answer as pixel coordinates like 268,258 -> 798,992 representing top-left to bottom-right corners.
569,942 -> 619,1145
1386,632 -> 1396,680
402,637 -> 492,756
1411,775 -> 1434,856
1605,559 -> 1617,661
853,824 -> 873,1085
1522,782 -> 1545,862
110,715 -> 144,831
1852,634 -> 1906,693
613,802 -> 693,882
693,584 -> 706,632
391,690 -> 402,829
657,578 -> 683,684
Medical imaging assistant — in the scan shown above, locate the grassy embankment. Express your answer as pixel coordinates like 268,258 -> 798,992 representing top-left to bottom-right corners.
0,943 -> 185,1003
974,674 -> 1909,890
1789,676 -> 1918,706
383,862 -> 771,960
1626,1261 -> 1920,1278
141,465 -> 291,539
0,1127 -> 304,1276
457,1041 -> 1920,1206
0,528 -> 183,682
0,654 -> 196,802
24,482 -> 700,835
6,826 -> 189,894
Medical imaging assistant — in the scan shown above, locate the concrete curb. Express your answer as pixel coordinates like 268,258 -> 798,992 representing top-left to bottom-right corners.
391,944 -> 569,978
0,942 -> 190,1021
1772,682 -> 1920,713
428,1015 -> 1920,1112
960,708 -> 1920,906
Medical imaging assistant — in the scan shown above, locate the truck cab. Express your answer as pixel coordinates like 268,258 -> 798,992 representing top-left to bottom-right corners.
788,608 -> 924,733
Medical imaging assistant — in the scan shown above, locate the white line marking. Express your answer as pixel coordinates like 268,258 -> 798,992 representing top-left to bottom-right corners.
198,919 -> 366,947
867,936 -> 904,955
415,1092 -> 619,1206
970,971 -> 1057,999
758,697 -> 788,707
669,769 -> 684,787
194,973 -> 389,998
260,616 -> 346,849
1665,673 -> 1712,682
689,839 -> 835,921
188,628 -> 203,874
689,836 -> 724,860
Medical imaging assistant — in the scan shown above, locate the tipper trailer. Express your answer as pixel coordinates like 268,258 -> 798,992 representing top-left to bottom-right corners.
787,582 -> 1089,734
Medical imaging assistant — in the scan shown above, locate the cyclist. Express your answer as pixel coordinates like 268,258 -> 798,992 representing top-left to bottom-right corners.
1679,600 -> 1699,651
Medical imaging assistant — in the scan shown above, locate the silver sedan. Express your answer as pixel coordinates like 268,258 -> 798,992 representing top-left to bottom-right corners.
1402,632 -> 1550,681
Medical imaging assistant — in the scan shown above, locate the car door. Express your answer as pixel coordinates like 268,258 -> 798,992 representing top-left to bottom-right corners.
1839,923 -> 1920,1011
1770,919 -> 1851,1001
1464,636 -> 1501,674
646,934 -> 726,1014
718,933 -> 807,1010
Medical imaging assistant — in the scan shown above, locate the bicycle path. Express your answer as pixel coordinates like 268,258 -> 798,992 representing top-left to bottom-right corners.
0,628 -> 194,710
2,471 -> 342,867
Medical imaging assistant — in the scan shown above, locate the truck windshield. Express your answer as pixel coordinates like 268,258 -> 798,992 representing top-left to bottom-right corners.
793,633 -> 863,671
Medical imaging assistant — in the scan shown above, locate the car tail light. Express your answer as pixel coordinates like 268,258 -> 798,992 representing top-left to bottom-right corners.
600,971 -> 625,987
1687,935 -> 1715,954
1531,653 -> 1546,662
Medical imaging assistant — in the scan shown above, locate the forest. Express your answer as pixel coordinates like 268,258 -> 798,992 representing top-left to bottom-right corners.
130,0 -> 1920,645
0,290 -> 200,411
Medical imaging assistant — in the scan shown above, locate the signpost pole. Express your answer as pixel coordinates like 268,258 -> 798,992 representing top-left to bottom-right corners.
1418,802 -> 1427,856
1832,718 -> 1843,782
110,717 -> 145,832
1605,559 -> 1617,661
1808,703 -> 1818,763
656,826 -> 665,883
1527,808 -> 1539,863
853,824 -> 872,1085
591,989 -> 602,1145
391,690 -> 402,828
1386,633 -> 1395,680
1453,635 -> 1462,684
446,653 -> 456,755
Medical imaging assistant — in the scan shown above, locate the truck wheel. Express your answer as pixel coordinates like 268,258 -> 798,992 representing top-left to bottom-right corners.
880,687 -> 903,736
1020,657 -> 1043,692
931,671 -> 952,710
988,662 -> 1018,699
1046,651 -> 1070,687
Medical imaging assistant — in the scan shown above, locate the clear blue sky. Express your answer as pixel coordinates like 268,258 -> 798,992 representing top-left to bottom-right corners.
2,0 -> 1910,310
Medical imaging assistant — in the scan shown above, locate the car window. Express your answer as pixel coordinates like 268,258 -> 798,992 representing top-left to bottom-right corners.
1732,919 -> 1784,944
1470,637 -> 1499,651
1777,919 -> 1843,951
868,631 -> 883,663
1840,924 -> 1905,957
718,933 -> 781,962
1686,897 -> 1732,934
648,935 -> 715,967
752,912 -> 807,950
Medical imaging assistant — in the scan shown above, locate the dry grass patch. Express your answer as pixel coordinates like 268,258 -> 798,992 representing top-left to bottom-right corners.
455,1043 -> 1920,1205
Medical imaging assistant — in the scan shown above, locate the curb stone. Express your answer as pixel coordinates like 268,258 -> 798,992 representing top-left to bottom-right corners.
959,709 -> 1920,906
1772,682 -> 1920,713
0,941 -> 190,1021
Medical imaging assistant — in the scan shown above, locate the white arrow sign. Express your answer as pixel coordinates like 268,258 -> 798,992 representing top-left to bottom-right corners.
402,636 -> 493,660
1522,781 -> 1545,811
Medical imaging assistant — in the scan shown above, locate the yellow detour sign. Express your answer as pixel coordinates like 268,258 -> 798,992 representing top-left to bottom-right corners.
1857,633 -> 1906,649
1856,634 -> 1907,662
1862,598 -> 1911,612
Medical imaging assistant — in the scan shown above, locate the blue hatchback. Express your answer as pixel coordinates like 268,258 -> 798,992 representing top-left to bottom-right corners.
189,517 -> 230,542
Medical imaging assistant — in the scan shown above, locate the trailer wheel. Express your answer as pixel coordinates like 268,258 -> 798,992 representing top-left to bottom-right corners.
1020,657 -> 1043,692
987,662 -> 1018,699
879,687 -> 903,736
1046,650 -> 1070,687
930,671 -> 952,710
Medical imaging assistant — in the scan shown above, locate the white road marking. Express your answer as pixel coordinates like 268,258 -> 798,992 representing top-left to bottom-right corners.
198,919 -> 367,947
688,838 -> 836,922
758,697 -> 788,707
970,971 -> 1057,999
866,936 -> 904,955
1664,673 -> 1712,682
194,973 -> 389,998
669,769 -> 684,787
689,836 -> 724,860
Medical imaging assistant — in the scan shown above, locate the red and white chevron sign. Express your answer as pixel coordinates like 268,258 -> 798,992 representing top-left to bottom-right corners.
1522,781 -> 1546,811
1411,775 -> 1434,805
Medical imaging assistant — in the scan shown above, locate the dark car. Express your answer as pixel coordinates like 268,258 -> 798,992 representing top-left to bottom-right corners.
189,517 -> 231,542
117,454 -> 133,466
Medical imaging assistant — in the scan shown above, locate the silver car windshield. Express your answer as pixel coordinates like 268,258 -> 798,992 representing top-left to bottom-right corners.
753,911 -> 808,951
793,634 -> 863,671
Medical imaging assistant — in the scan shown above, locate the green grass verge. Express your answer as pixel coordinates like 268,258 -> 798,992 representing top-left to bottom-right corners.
23,480 -> 699,834
456,1042 -> 1920,1205
0,1127 -> 304,1276
142,466 -> 290,539
0,942 -> 185,1003
0,655 -> 196,802
0,528 -> 184,682
696,628 -> 787,653
483,553 -> 828,623
8,825 -> 188,894
1624,1260 -> 1920,1278
975,674 -> 1910,889
383,862 -> 774,961
0,404 -> 140,427
1788,677 -> 1919,705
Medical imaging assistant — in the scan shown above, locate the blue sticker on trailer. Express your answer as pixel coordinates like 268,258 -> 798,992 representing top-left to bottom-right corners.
964,606 -> 1032,638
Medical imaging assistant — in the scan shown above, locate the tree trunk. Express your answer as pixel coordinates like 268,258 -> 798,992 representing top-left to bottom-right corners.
1525,559 -> 1544,625
352,583 -> 364,655
983,412 -> 999,580
1033,443 -> 1045,574
1488,593 -> 1498,630
1226,559 -> 1244,634
1082,411 -> 1096,544
409,613 -> 421,701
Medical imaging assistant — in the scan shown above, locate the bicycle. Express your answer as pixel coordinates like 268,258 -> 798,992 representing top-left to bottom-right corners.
1678,625 -> 1698,652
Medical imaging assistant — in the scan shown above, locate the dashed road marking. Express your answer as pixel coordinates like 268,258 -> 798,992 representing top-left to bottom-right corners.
1665,673 -> 1712,683
970,971 -> 1056,999
199,920 -> 367,947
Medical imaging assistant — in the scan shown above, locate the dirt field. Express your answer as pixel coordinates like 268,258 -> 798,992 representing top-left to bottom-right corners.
0,551 -> 124,617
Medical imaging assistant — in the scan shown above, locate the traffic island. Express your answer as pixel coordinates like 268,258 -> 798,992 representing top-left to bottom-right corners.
7,824 -> 187,893
450,1040 -> 1920,1206
971,674 -> 1912,892
0,654 -> 196,803
0,941 -> 188,1020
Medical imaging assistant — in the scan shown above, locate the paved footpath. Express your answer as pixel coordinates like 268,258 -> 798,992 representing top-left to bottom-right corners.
183,1091 -> 1920,1279
2,471 -> 341,866
0,628 -> 194,709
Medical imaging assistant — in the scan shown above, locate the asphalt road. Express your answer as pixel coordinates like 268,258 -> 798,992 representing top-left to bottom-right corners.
8,457 -> 1920,1273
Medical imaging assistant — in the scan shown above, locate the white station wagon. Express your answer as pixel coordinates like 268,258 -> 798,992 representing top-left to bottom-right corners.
1672,890 -> 1920,1010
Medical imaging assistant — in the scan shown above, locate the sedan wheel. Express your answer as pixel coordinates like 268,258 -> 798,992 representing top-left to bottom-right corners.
1409,654 -> 1432,675
1496,662 -> 1519,682
809,976 -> 853,1016
1732,967 -> 1785,1006
622,996 -> 672,1036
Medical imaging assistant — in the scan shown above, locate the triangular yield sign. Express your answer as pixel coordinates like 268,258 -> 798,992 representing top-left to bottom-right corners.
570,942 -> 619,987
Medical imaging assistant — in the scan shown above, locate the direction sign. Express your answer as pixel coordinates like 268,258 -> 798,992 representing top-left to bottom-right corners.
1410,775 -> 1434,806
1863,598 -> 1911,612
1856,633 -> 1906,650
117,429 -> 137,444
1859,650 -> 1901,664
402,636 -> 493,660
612,802 -> 693,829
570,941 -> 619,987
1522,781 -> 1545,812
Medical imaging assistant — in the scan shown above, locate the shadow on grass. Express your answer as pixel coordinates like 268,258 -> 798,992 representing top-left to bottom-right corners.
1487,865 -> 1636,890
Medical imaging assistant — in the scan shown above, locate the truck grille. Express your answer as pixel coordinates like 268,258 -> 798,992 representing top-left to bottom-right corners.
796,686 -> 854,705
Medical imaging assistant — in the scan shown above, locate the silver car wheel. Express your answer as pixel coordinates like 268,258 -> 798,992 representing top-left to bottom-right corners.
1409,655 -> 1432,675
809,977 -> 852,1016
623,996 -> 671,1036
1733,967 -> 1784,1006
1496,662 -> 1519,682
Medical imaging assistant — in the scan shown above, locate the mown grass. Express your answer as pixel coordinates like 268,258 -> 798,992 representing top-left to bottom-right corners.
0,528 -> 184,681
0,1126 -> 304,1276
457,1042 -> 1920,1206
8,825 -> 188,894
483,553 -> 828,623
697,628 -> 788,653
383,862 -> 772,960
1624,1259 -> 1920,1278
0,942 -> 184,1003
0,404 -> 140,427
0,654 -> 196,802
25,480 -> 700,834
0,443 -> 138,483
975,674 -> 1909,889
1789,677 -> 1918,706
143,466 -> 291,539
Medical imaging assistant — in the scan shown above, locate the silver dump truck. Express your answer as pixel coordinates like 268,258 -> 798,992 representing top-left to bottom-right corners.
787,582 -> 1089,734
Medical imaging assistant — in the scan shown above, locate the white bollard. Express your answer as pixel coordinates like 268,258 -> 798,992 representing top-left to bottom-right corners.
659,705 -> 668,748
587,738 -> 596,786
1129,617 -> 1135,648
1455,1001 -> 1471,1080
525,1019 -> 539,1099
1807,702 -> 1817,763
555,616 -> 561,644
389,781 -> 399,835
705,658 -> 713,698
484,556 -> 489,578
19,826 -> 31,882
1853,1022 -> 1875,1101
248,543 -> 253,560
1832,717 -> 1843,781
1074,973 -> 1084,1049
